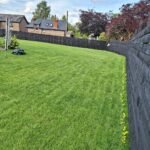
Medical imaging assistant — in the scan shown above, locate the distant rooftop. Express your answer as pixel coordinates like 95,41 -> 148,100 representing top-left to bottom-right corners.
0,14 -> 28,23
27,19 -> 67,31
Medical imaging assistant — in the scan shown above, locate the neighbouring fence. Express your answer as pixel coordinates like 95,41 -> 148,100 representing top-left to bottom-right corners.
108,26 -> 150,150
0,29 -> 107,50
0,25 -> 150,150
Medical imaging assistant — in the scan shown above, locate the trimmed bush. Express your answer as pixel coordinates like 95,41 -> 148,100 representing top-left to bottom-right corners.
8,35 -> 19,49
99,32 -> 109,41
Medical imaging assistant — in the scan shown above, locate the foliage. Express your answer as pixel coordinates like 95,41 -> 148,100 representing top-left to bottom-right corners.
50,15 -> 58,21
33,0 -> 51,19
70,23 -> 88,39
99,32 -> 109,41
62,15 -> 67,21
106,0 -> 150,40
0,39 -> 128,150
8,35 -> 19,49
0,38 -> 4,48
68,23 -> 75,31
67,23 -> 79,37
73,30 -> 88,39
79,9 -> 108,36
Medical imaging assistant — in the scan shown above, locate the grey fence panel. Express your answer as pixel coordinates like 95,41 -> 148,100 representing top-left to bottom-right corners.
0,29 -> 108,50
107,28 -> 150,150
1,30 -> 107,50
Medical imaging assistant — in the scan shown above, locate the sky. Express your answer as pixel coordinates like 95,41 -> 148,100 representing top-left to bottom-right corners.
0,0 -> 140,24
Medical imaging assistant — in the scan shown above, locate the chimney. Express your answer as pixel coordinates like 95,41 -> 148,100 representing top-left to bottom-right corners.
53,20 -> 58,29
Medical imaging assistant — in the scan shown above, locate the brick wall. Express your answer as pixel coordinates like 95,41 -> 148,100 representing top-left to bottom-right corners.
0,22 -> 5,29
0,18 -> 28,32
0,22 -> 20,31
27,28 -> 65,37
20,19 -> 28,32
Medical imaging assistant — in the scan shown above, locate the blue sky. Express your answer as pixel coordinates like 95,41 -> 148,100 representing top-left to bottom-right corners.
0,0 -> 140,24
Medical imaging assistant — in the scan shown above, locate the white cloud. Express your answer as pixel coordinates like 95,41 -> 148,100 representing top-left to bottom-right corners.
24,2 -> 34,13
0,0 -> 9,4
47,0 -> 80,24
0,0 -> 83,24
23,0 -> 42,21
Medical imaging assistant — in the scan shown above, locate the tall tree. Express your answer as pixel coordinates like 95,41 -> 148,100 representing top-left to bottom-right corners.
33,0 -> 51,20
106,0 -> 150,40
79,9 -> 108,36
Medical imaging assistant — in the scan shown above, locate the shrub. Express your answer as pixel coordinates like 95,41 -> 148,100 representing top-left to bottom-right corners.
99,32 -> 109,41
8,35 -> 19,49
0,38 -> 4,48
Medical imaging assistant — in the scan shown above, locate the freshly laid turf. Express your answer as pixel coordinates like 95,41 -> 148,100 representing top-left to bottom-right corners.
0,40 -> 128,150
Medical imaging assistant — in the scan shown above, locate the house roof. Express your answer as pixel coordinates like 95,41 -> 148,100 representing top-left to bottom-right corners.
27,19 -> 67,31
0,14 -> 28,23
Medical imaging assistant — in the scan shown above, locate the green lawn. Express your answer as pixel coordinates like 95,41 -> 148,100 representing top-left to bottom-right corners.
0,40 -> 128,150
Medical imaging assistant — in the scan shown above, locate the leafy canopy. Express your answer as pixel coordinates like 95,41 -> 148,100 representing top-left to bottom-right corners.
79,9 -> 108,37
106,0 -> 150,40
33,0 -> 51,20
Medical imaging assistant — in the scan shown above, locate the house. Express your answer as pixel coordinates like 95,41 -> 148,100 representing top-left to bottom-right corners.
26,19 -> 67,37
0,14 -> 28,32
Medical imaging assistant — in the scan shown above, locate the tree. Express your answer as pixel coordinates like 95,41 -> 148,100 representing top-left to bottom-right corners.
99,32 -> 109,41
106,0 -> 150,40
50,15 -> 58,21
79,9 -> 108,37
67,23 -> 75,31
33,0 -> 51,20
62,15 -> 67,21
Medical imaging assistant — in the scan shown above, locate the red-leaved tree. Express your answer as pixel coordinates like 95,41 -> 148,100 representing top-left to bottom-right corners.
106,0 -> 150,40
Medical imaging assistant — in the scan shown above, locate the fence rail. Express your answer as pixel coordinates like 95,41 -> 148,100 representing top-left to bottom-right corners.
0,29 -> 107,50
